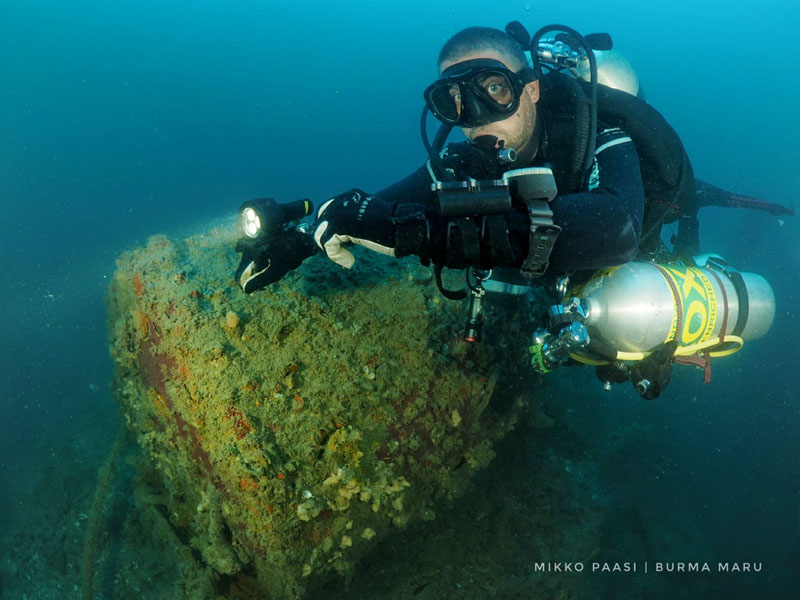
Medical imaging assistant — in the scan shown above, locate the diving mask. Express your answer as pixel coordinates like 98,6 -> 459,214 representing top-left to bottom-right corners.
424,59 -> 538,128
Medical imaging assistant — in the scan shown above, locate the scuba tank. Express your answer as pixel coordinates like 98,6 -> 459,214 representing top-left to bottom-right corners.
530,256 -> 776,398
579,48 -> 643,99
577,258 -> 774,355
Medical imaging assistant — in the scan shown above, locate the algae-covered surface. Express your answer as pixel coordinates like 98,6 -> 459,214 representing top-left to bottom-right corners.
0,221 -> 766,600
104,225 -> 557,598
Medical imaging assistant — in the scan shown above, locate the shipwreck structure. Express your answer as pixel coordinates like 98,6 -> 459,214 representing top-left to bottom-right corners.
106,226 -> 539,598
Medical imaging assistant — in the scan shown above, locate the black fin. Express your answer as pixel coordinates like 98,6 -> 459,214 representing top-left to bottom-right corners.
695,180 -> 794,217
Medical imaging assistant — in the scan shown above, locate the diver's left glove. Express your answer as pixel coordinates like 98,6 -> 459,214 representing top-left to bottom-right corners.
313,189 -> 429,268
235,228 -> 316,293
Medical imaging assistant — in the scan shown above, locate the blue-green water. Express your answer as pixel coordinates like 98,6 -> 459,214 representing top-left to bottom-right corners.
1,1 -> 798,598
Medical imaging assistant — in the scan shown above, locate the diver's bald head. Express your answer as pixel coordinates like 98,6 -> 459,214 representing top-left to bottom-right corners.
437,26 -> 528,74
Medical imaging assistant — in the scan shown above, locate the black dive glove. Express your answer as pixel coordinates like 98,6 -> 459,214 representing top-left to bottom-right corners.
312,189 -> 429,268
235,229 -> 316,293
234,198 -> 317,293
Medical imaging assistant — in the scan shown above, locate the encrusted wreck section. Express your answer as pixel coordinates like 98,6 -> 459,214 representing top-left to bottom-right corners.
106,226 -> 537,598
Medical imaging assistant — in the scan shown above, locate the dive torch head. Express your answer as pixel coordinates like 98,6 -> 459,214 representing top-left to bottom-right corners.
234,198 -> 316,294
236,198 -> 313,248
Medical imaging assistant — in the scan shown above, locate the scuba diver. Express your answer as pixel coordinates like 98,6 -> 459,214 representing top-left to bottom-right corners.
234,23 -> 787,400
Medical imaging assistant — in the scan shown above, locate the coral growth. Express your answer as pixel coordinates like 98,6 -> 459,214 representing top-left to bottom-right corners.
106,229 -> 536,598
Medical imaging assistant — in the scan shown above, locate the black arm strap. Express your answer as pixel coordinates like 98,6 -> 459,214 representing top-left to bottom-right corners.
484,215 -> 515,266
393,203 -> 430,264
520,198 -> 562,278
448,218 -> 481,266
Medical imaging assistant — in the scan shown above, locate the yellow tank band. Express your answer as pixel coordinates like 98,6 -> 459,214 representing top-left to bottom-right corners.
569,335 -> 744,365
657,265 -> 719,347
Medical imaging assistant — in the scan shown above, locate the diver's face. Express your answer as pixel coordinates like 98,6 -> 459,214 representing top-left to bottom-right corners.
439,49 -> 540,159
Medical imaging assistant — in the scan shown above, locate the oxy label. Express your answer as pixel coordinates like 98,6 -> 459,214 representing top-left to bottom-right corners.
661,266 -> 718,346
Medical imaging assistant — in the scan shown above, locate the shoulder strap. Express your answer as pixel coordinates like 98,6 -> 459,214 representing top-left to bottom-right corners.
592,84 -> 697,253
537,71 -> 595,193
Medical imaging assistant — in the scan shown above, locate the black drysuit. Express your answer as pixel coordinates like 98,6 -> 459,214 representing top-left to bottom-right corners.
375,125 -> 645,274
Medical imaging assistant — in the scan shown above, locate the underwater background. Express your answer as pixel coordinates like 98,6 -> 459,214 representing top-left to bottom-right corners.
1,0 -> 798,598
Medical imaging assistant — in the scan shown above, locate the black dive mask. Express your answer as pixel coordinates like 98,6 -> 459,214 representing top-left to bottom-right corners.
423,59 -> 538,128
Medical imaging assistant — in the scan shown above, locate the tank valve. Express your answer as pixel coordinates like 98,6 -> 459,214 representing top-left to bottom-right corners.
530,321 -> 590,373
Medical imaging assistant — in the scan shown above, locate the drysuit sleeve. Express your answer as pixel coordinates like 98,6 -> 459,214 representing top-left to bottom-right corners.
369,131 -> 644,272
547,127 -> 645,271
374,163 -> 437,208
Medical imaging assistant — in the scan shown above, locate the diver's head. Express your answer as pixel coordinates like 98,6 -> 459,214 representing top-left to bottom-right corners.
426,27 -> 540,161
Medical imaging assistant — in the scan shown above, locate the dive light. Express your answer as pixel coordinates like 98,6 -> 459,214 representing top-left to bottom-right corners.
464,269 -> 491,343
236,198 -> 313,246
234,198 -> 316,294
